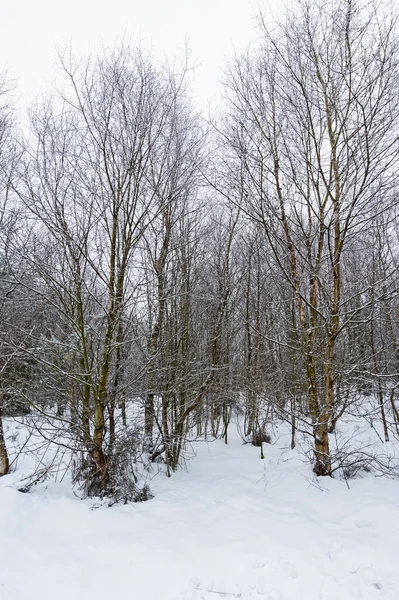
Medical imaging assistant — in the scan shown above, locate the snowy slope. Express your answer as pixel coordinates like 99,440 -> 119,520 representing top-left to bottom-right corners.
1,421 -> 399,600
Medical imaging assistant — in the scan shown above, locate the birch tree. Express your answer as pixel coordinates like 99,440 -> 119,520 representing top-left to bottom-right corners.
16,46 -> 200,496
223,0 -> 399,474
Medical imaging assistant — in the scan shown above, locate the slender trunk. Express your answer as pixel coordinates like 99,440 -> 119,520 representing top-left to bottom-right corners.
313,407 -> 331,476
109,319 -> 124,451
80,356 -> 91,444
145,209 -> 171,451
90,400 -> 109,492
371,352 -> 389,442
325,336 -> 336,431
69,353 -> 79,429
108,404 -> 116,450
162,392 -> 171,476
369,294 -> 389,442
120,395 -> 127,427
307,348 -> 331,476
377,382 -> 389,442
0,390 -> 9,477
244,251 -> 254,436
222,402 -> 230,444
389,388 -> 399,436
271,151 -> 331,475
290,397 -> 296,450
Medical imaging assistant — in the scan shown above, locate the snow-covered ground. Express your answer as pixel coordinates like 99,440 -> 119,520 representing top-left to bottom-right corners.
1,418 -> 399,600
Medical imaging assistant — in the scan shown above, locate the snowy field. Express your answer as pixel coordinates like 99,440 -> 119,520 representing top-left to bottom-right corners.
1,418 -> 399,600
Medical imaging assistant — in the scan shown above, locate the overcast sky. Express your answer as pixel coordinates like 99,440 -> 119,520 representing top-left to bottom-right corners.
0,0 -> 282,109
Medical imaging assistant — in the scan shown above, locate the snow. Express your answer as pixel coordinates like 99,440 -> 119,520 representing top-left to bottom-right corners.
1,419 -> 399,599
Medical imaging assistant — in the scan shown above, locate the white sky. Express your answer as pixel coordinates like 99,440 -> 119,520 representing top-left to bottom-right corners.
0,0 -> 281,110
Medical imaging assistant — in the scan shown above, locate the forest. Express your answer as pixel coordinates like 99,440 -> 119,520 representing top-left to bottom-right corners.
1,0 -> 399,507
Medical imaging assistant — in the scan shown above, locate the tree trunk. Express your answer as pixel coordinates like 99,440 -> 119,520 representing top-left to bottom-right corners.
0,391 -> 10,477
290,397 -> 296,450
89,400 -> 109,494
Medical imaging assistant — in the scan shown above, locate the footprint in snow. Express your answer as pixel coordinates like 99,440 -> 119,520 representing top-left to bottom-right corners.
354,519 -> 372,528
252,561 -> 266,569
281,561 -> 298,580
253,579 -> 286,599
327,540 -> 343,560
256,576 -> 267,595
189,578 -> 242,599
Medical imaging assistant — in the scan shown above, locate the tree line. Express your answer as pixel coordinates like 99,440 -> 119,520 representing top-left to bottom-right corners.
1,0 -> 399,500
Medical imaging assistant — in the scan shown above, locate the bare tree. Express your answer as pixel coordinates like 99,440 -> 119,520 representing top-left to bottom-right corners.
0,72 -> 18,477
222,0 -> 399,474
14,45 -> 202,497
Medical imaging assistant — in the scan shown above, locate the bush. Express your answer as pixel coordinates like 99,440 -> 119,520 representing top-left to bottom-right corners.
251,429 -> 271,447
